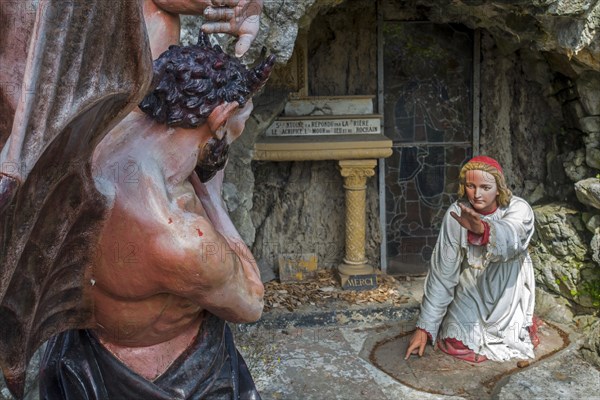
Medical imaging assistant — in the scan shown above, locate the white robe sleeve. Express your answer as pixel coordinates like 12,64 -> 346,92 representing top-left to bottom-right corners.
416,202 -> 464,341
485,197 -> 535,266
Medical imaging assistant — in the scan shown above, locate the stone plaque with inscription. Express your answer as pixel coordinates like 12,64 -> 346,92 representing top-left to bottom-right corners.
267,115 -> 382,137
340,274 -> 378,291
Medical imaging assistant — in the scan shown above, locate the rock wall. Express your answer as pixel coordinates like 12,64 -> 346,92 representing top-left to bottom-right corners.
479,34 -> 565,203
531,204 -> 597,307
251,161 -> 346,270
306,0 -> 378,97
251,160 -> 381,272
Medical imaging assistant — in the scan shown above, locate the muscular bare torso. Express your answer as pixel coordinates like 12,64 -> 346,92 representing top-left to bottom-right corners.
94,292 -> 204,381
91,106 -> 262,380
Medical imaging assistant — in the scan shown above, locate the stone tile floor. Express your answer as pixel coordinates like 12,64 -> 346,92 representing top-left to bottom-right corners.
236,277 -> 600,400
236,320 -> 600,400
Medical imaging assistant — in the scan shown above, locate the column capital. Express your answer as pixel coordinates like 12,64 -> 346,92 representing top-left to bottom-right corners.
338,159 -> 377,189
338,159 -> 377,176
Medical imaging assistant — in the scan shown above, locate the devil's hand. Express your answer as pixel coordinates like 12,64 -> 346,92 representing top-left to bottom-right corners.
201,0 -> 263,57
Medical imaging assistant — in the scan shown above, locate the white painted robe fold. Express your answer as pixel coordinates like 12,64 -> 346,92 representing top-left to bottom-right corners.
416,196 -> 536,361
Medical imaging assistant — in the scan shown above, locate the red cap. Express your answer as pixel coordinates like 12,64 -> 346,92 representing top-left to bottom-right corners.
466,156 -> 503,175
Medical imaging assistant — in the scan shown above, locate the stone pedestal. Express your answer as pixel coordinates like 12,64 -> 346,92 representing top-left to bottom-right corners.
337,159 -> 377,289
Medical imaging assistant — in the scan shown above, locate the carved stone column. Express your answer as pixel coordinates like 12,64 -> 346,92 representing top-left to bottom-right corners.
338,159 -> 377,287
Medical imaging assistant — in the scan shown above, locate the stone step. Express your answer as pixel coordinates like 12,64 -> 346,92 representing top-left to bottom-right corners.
240,302 -> 420,331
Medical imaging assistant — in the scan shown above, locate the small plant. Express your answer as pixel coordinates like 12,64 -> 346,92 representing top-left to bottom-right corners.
582,279 -> 600,310
555,273 -> 600,310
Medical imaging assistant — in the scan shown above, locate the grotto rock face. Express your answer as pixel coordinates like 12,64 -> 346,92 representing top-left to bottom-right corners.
250,160 -> 381,273
531,204 -> 599,308
222,88 -> 289,246
478,32 -> 564,202
306,1 -> 377,97
575,178 -> 600,307
182,0 -> 600,72
592,231 -> 600,268
581,319 -> 600,369
575,178 -> 600,210
250,161 -> 346,271
575,176 -> 600,265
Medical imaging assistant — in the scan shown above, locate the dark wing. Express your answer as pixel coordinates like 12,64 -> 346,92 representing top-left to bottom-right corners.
0,1 -> 152,397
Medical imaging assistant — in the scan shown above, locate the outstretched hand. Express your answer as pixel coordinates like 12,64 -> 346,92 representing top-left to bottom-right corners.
450,203 -> 485,234
202,0 -> 263,57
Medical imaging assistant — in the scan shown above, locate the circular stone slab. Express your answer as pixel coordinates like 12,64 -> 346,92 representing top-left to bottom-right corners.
369,321 -> 568,399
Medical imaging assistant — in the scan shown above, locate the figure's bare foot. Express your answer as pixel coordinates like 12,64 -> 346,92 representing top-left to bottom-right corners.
437,338 -> 488,363
529,315 -> 543,348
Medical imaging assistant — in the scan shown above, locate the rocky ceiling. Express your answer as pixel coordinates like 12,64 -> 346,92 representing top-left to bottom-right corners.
183,0 -> 599,74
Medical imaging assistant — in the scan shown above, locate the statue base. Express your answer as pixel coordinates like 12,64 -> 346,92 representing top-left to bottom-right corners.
338,263 -> 377,290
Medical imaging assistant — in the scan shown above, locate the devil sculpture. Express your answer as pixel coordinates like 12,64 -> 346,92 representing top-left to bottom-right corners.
0,1 -> 271,399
